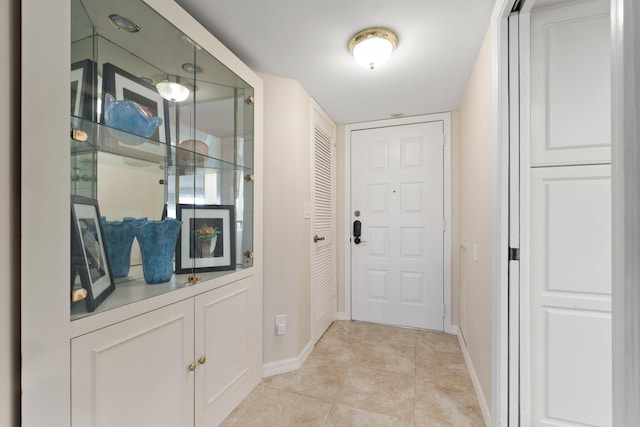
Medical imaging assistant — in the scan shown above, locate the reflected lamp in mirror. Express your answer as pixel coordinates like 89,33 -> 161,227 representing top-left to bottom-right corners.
156,80 -> 190,102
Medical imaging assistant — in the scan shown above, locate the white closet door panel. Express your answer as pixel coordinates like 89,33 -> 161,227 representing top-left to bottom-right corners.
530,0 -> 611,166
71,300 -> 194,427
530,164 -> 611,426
544,308 -> 611,426
541,171 -> 611,294
195,277 -> 260,427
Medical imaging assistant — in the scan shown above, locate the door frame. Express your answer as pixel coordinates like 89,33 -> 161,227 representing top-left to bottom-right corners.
611,0 -> 640,424
491,0 -> 519,425
343,112 -> 453,333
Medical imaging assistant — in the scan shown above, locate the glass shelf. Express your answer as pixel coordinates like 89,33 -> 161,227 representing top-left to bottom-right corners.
70,265 -> 249,321
70,115 -> 250,172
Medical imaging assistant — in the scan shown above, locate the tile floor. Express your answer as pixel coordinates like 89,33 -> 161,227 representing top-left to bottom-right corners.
221,320 -> 485,426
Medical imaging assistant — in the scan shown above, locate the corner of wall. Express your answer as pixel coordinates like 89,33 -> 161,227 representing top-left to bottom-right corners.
451,111 -> 460,328
457,28 -> 494,413
260,72 -> 314,367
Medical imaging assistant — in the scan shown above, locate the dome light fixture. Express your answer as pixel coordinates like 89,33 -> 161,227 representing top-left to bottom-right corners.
156,81 -> 190,102
349,27 -> 398,70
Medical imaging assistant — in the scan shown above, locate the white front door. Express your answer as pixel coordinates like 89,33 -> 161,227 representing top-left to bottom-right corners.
350,121 -> 445,330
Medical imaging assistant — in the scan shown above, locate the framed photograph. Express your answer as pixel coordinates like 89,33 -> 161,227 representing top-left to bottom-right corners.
71,59 -> 96,120
102,62 -> 170,144
175,204 -> 236,273
71,195 -> 115,312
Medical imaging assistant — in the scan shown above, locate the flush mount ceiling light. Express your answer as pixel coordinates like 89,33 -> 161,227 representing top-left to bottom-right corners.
349,27 -> 398,70
156,80 -> 190,102
108,14 -> 140,33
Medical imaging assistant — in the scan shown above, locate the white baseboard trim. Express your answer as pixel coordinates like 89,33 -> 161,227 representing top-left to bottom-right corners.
336,312 -> 349,321
449,324 -> 460,335
262,340 -> 314,378
456,328 -> 492,426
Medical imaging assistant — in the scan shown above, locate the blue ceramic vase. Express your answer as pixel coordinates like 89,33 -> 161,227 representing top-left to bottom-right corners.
103,93 -> 163,142
133,218 -> 182,284
101,217 -> 146,278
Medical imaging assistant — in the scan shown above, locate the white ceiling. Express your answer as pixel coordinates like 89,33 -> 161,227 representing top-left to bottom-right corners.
174,0 -> 498,125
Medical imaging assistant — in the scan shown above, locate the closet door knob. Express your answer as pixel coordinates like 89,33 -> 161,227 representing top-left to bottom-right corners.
188,363 -> 196,372
198,356 -> 206,365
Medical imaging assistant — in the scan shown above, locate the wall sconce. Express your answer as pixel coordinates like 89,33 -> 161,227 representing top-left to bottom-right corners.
349,27 -> 398,70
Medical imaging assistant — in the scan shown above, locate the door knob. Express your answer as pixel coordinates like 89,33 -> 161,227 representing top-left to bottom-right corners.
188,363 -> 196,372
313,235 -> 325,243
198,356 -> 206,365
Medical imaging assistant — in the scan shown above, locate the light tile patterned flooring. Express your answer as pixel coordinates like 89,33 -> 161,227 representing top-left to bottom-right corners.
222,320 -> 485,426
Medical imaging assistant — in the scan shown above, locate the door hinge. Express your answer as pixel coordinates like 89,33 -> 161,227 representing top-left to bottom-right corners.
442,304 -> 446,318
442,219 -> 446,232
442,133 -> 446,147
509,247 -> 520,261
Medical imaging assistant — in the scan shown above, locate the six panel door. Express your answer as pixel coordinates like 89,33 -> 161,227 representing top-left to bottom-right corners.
351,121 -> 445,330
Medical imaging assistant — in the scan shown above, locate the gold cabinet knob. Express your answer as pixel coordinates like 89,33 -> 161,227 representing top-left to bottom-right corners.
71,288 -> 87,302
198,356 -> 206,365
188,363 -> 196,372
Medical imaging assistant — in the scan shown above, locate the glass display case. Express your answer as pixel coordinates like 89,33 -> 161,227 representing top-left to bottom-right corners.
70,0 -> 255,319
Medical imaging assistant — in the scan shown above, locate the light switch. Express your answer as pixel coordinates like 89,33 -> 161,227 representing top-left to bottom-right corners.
303,202 -> 311,219
275,315 -> 287,335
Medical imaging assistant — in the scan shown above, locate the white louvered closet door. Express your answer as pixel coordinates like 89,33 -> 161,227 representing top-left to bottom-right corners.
311,104 -> 336,344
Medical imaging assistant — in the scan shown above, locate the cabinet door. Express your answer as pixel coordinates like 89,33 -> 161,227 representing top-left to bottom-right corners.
194,277 -> 261,427
71,300 -> 195,427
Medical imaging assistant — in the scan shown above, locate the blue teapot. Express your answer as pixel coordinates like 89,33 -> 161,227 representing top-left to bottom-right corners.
103,93 -> 163,141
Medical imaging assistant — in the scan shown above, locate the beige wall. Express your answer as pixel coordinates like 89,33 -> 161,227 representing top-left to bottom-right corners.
1,0 -> 18,424
260,73 -> 312,363
457,29 -> 494,410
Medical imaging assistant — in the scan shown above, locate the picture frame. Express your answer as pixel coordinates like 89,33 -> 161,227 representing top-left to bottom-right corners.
70,195 -> 115,312
71,59 -> 96,120
102,62 -> 170,144
175,204 -> 236,273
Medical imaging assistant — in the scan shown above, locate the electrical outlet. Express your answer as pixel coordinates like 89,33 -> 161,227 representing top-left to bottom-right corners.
275,315 -> 287,335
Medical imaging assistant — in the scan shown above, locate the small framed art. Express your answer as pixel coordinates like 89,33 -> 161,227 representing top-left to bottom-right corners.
175,204 -> 236,274
71,195 -> 115,312
71,59 -> 96,120
102,62 -> 170,143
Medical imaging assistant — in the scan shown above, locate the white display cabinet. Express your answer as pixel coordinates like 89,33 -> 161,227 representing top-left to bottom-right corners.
21,0 -> 263,425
